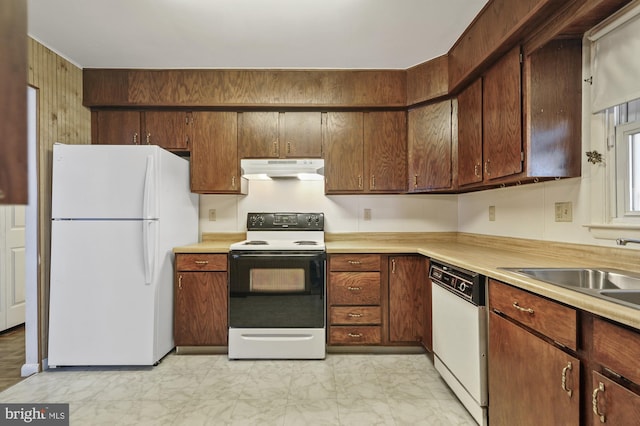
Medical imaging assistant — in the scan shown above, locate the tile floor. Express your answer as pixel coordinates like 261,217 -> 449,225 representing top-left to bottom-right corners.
0,353 -> 476,425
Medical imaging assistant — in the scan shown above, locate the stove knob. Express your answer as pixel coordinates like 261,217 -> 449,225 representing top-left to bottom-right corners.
458,282 -> 467,293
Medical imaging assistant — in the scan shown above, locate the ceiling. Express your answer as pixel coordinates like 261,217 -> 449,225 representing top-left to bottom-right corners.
27,0 -> 488,70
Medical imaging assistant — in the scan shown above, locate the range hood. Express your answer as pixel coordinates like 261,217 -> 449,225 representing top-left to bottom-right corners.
241,158 -> 324,180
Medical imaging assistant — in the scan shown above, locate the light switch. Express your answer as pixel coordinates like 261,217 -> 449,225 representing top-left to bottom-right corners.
489,205 -> 496,221
208,209 -> 217,221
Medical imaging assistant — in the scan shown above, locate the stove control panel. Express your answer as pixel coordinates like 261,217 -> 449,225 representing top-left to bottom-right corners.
247,212 -> 324,231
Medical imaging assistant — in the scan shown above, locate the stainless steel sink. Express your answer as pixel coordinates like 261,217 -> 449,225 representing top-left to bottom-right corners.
499,267 -> 640,309
598,290 -> 640,307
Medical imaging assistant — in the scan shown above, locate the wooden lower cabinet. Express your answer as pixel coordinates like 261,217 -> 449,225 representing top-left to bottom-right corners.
327,253 -> 426,346
489,311 -> 580,425
591,371 -> 640,425
591,317 -> 640,425
488,279 -> 580,425
174,254 -> 228,346
388,255 -> 424,343
328,254 -> 382,345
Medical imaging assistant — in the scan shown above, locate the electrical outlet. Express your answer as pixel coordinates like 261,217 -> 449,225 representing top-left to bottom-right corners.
555,202 -> 573,222
489,205 -> 496,221
208,209 -> 217,221
364,208 -> 372,221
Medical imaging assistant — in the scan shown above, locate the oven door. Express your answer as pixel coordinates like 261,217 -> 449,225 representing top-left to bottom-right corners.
228,251 -> 326,329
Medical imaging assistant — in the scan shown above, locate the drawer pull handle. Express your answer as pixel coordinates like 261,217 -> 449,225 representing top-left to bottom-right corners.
561,362 -> 573,398
194,260 -> 209,265
348,313 -> 363,318
512,302 -> 534,314
592,382 -> 605,423
347,260 -> 362,265
348,333 -> 363,338
178,275 -> 183,290
347,286 -> 362,291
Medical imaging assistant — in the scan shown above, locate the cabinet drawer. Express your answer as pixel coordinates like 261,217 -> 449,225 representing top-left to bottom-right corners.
329,272 -> 380,305
330,254 -> 380,271
176,254 -> 227,271
593,317 -> 640,384
330,306 -> 381,325
489,279 -> 577,350
329,326 -> 381,345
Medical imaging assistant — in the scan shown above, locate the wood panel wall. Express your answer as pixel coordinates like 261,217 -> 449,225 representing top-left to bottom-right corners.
27,38 -> 91,363
84,69 -> 407,108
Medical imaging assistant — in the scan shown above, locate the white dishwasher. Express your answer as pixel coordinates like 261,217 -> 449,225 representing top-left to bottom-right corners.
430,260 -> 487,426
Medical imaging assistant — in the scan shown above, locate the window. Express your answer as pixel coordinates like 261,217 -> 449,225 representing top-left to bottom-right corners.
608,100 -> 640,222
586,2 -> 640,239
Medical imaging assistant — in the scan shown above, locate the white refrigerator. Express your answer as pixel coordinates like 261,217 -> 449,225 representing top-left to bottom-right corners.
48,143 -> 198,367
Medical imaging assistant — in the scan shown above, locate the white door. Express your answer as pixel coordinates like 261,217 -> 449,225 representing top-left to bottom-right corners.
48,219 -> 159,366
0,205 -> 26,332
51,144 -> 160,220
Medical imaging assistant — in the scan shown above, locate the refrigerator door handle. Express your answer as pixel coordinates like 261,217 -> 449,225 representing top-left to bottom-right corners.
142,154 -> 155,219
142,220 -> 156,285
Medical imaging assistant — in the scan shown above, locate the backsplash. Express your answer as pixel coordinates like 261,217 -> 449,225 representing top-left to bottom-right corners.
199,180 -> 458,235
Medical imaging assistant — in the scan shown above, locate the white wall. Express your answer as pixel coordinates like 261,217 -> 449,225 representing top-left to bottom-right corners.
199,180 -> 459,235
197,175 -> 609,246
457,177 -> 601,245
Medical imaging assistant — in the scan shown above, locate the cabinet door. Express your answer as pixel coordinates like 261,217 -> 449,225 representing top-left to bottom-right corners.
238,111 -> 279,158
175,272 -> 228,346
282,112 -> 322,158
323,112 -> 364,192
0,0 -> 27,204
190,111 -> 242,193
389,256 -> 424,343
592,371 -> 640,425
143,111 -> 189,150
364,111 -> 407,192
483,46 -> 522,181
457,79 -> 483,186
94,110 -> 141,145
407,100 -> 452,192
489,311 -> 580,426
422,258 -> 432,352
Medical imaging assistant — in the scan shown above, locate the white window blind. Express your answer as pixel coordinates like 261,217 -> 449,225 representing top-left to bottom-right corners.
589,1 -> 640,113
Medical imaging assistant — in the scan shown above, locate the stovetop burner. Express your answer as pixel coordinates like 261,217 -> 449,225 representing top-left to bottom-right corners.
229,213 -> 325,252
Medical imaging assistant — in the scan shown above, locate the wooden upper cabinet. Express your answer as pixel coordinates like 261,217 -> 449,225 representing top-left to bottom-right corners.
0,0 -> 27,204
457,79 -> 483,187
364,111 -> 407,193
483,46 -> 523,182
238,111 -> 279,158
143,111 -> 190,151
92,110 -> 141,146
524,38 -> 581,179
407,100 -> 452,192
238,111 -> 322,159
92,110 -> 190,151
281,112 -> 322,158
323,112 -> 364,193
190,111 -> 246,194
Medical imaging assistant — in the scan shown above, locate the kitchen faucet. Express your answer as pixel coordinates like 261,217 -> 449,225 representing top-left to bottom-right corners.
616,238 -> 640,246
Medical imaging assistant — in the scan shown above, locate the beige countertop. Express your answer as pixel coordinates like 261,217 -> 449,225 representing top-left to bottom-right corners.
174,232 -> 640,330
